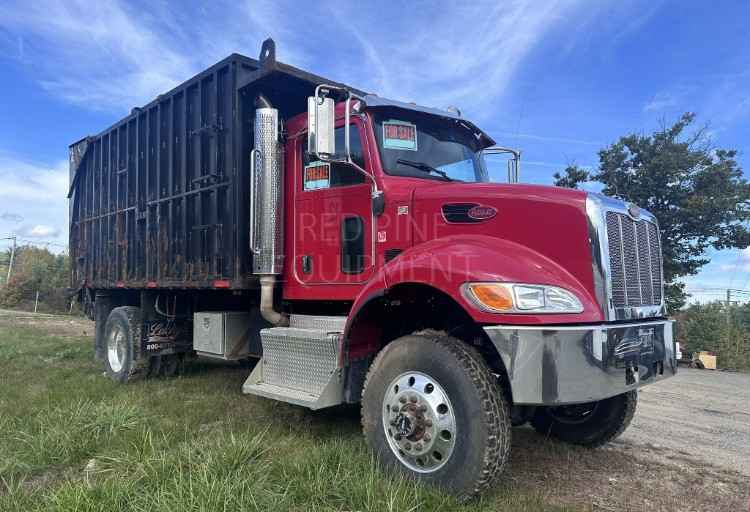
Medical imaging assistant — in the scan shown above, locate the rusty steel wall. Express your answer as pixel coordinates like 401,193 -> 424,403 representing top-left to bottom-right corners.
69,55 -> 260,290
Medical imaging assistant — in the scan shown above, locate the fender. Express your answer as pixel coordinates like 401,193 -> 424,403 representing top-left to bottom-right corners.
345,234 -> 603,343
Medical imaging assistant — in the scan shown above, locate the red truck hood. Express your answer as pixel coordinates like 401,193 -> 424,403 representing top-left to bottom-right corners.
413,182 -> 588,209
411,182 -> 594,298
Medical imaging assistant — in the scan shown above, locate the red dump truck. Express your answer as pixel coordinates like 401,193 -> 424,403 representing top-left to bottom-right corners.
69,39 -> 676,497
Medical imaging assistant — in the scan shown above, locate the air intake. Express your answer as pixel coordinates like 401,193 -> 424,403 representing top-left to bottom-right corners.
442,203 -> 481,223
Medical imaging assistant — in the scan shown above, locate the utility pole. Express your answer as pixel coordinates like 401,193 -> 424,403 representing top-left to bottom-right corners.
4,235 -> 16,285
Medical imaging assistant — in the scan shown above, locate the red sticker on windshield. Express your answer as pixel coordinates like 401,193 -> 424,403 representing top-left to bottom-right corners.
304,162 -> 331,190
383,121 -> 418,151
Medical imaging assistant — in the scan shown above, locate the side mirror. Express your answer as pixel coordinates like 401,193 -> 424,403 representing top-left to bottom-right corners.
307,95 -> 335,157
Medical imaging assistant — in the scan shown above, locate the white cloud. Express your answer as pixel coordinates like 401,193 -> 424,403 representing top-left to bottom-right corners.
0,212 -> 23,223
18,224 -> 60,238
0,155 -> 69,243
0,0 -> 582,119
719,262 -> 750,273
0,1 -> 196,112
643,91 -> 678,112
0,156 -> 68,202
719,247 -> 750,272
327,1 -> 582,119
0,0 -> 282,113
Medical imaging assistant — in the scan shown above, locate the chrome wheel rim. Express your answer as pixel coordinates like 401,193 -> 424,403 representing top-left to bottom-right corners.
107,324 -> 127,373
382,371 -> 456,473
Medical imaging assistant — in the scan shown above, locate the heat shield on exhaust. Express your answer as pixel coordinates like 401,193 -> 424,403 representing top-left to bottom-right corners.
251,106 -> 284,274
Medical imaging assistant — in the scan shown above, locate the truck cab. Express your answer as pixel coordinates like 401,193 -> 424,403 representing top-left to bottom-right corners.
244,83 -> 675,495
71,39 -> 675,499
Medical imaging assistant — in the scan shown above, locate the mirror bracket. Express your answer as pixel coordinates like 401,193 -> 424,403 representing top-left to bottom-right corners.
308,84 -> 382,201
481,146 -> 522,183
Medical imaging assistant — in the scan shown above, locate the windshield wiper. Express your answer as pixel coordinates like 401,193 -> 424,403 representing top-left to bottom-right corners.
396,158 -> 455,181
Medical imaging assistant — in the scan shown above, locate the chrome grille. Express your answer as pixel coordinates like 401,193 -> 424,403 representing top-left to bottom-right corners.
606,211 -> 662,307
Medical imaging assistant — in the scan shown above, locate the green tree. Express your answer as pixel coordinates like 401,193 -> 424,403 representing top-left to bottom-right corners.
0,249 -> 9,285
679,302 -> 725,353
678,302 -> 750,370
720,317 -> 750,370
554,113 -> 750,311
552,165 -> 589,189
0,245 -> 71,312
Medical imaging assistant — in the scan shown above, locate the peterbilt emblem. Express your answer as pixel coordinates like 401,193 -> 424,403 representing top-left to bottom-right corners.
467,205 -> 497,220
628,204 -> 641,219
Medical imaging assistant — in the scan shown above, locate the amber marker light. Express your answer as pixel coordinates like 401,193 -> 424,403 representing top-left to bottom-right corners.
463,282 -> 584,314
464,283 -> 514,312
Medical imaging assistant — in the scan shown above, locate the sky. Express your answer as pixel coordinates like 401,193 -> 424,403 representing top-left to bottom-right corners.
0,0 -> 749,302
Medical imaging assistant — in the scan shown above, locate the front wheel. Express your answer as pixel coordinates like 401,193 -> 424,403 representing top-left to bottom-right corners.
361,334 -> 511,500
531,391 -> 637,447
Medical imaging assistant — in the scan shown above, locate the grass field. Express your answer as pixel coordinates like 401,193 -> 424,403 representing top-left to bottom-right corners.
0,319 -> 571,512
2,313 -> 748,511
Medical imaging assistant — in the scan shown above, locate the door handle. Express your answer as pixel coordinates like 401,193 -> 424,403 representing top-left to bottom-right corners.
302,255 -> 313,274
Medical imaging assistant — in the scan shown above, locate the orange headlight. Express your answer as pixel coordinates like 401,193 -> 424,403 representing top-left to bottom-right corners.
464,282 -> 584,314
465,283 -> 514,312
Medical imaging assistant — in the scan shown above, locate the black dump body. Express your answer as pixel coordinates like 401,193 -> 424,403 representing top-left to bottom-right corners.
68,40 -> 361,292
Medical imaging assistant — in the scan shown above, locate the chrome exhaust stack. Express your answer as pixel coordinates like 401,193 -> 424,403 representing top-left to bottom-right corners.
250,94 -> 288,326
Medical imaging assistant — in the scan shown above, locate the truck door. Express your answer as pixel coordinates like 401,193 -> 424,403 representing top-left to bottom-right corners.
293,121 -> 375,285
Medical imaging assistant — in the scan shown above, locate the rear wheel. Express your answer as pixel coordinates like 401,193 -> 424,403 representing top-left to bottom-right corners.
362,334 -> 510,500
160,353 -> 185,377
531,391 -> 637,447
103,306 -> 148,383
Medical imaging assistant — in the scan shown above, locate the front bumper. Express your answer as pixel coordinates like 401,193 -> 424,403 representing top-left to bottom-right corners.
484,320 -> 676,405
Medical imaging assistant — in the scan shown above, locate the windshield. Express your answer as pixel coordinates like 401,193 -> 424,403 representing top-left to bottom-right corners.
371,108 -> 490,183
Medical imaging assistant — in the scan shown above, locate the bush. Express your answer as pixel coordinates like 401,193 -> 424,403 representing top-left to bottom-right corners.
678,302 -> 750,371
0,245 -> 72,314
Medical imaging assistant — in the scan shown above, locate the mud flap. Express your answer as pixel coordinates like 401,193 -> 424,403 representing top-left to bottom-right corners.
94,293 -> 112,361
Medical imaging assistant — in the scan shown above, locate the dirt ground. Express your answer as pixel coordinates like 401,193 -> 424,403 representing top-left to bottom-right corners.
621,367 -> 750,476
0,308 -> 93,338
2,308 -> 748,511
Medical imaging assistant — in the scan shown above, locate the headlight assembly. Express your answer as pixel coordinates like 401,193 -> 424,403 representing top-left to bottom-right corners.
463,283 -> 583,314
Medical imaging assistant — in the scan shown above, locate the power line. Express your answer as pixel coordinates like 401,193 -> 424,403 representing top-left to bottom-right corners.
0,237 -> 68,251
15,238 -> 67,248
684,287 -> 750,305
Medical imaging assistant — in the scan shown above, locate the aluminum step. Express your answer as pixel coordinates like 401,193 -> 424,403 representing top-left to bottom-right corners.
242,320 -> 346,410
241,382 -> 323,408
289,314 -> 346,332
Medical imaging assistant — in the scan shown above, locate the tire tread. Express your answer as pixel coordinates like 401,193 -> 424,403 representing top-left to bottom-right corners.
105,306 -> 148,383
362,334 -> 511,499
531,390 -> 638,447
